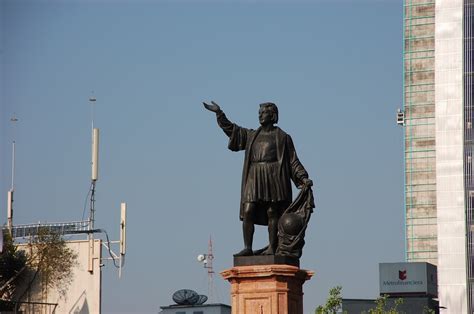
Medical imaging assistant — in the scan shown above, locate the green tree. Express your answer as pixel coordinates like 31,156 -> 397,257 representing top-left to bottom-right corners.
16,227 -> 78,309
365,295 -> 403,314
315,286 -> 343,314
0,231 -> 27,310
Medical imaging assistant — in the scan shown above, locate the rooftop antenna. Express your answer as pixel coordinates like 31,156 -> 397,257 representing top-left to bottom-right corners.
88,94 -> 99,272
90,92 -> 96,130
7,114 -> 18,234
99,201 -> 128,278
119,202 -> 127,278
197,236 -> 217,303
89,93 -> 99,229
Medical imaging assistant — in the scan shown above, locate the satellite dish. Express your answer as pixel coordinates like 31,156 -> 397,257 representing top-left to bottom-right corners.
196,295 -> 208,305
197,254 -> 206,262
172,289 -> 199,305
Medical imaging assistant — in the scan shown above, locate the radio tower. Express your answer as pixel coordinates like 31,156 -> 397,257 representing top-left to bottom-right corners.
197,235 -> 220,302
207,236 -> 215,302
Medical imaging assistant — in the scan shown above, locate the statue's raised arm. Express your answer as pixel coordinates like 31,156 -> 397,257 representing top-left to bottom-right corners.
203,100 -> 237,138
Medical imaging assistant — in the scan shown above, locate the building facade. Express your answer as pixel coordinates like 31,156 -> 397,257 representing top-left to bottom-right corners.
403,0 -> 473,312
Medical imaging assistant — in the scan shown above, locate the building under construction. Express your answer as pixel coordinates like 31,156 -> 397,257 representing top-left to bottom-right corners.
403,0 -> 437,265
402,0 -> 474,312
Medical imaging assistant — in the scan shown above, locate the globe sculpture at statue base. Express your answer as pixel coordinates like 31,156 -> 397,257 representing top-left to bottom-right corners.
221,264 -> 313,314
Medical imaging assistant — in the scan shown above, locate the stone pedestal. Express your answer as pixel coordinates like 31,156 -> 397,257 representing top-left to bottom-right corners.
221,264 -> 314,314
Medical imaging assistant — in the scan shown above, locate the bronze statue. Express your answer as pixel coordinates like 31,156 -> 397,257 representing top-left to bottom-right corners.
203,101 -> 313,258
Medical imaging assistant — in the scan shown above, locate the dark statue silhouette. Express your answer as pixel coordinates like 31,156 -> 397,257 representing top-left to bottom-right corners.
203,101 -> 314,260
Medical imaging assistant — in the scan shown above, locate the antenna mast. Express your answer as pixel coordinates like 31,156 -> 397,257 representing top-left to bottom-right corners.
7,114 -> 18,234
88,95 -> 99,272
89,95 -> 98,230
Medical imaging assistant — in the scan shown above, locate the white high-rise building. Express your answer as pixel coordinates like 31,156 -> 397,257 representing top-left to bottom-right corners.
403,0 -> 473,312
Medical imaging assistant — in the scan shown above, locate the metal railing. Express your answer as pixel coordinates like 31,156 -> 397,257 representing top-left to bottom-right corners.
6,221 -> 90,239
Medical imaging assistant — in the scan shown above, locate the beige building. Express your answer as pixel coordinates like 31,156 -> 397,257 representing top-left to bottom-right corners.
14,239 -> 102,313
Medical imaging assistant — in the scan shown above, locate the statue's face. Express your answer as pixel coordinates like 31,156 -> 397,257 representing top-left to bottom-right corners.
259,106 -> 274,125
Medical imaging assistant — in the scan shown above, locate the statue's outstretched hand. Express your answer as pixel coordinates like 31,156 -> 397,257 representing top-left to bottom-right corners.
203,101 -> 221,113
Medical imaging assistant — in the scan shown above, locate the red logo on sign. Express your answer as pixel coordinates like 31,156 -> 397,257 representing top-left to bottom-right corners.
399,270 -> 407,281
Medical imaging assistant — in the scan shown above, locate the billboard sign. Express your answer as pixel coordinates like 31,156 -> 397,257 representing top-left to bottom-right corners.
379,262 -> 437,297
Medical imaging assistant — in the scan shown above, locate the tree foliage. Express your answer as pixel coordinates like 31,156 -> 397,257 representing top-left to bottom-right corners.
364,295 -> 403,314
0,231 -> 27,301
1,228 -> 78,312
25,228 -> 78,297
315,286 -> 343,314
316,286 -> 408,314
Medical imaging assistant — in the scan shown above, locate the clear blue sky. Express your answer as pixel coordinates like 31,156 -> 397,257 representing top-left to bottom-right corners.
1,0 -> 403,313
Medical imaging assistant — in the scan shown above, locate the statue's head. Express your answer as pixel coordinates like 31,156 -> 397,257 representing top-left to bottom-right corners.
259,102 -> 278,125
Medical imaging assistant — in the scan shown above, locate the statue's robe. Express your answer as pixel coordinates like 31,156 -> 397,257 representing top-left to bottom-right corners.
216,111 -> 309,226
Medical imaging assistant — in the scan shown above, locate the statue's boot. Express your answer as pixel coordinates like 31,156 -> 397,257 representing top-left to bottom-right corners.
261,247 -> 275,255
233,248 -> 253,256
253,246 -> 268,255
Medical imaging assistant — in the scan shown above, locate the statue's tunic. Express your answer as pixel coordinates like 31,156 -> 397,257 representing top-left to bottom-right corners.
216,110 -> 309,226
245,131 -> 285,203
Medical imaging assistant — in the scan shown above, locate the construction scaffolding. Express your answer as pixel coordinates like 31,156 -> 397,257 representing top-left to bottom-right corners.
403,0 -> 437,263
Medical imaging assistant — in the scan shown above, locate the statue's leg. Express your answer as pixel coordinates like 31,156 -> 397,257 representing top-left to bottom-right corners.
234,202 -> 256,256
263,203 -> 280,255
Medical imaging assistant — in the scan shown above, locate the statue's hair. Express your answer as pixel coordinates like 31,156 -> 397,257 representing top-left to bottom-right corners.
259,102 -> 278,124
